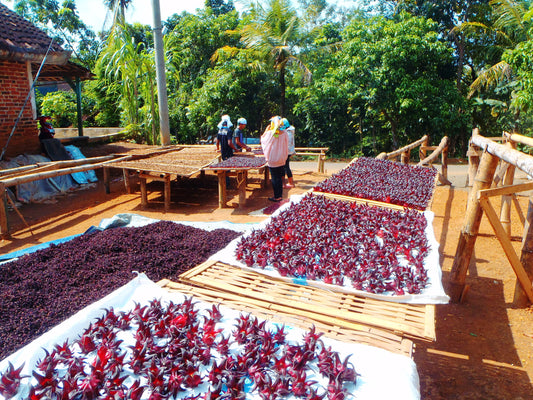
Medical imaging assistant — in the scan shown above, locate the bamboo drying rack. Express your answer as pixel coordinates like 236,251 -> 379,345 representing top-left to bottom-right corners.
104,147 -> 219,211
376,135 -> 450,185
449,128 -> 533,306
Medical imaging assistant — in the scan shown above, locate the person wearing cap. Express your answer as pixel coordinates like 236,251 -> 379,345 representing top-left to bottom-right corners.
261,116 -> 289,202
215,114 -> 238,160
234,117 -> 251,152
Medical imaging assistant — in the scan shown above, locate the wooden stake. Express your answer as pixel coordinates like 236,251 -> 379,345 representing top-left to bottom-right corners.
514,197 -> 533,306
448,148 -> 500,302
5,190 -> 33,236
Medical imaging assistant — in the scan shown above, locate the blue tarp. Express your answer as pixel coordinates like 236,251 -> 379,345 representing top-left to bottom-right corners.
64,145 -> 98,184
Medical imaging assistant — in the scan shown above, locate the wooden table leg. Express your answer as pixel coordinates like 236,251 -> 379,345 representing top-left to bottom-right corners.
0,184 -> 10,239
217,170 -> 227,208
237,170 -> 247,207
123,168 -> 133,193
140,176 -> 148,207
263,167 -> 270,189
164,174 -> 171,212
103,166 -> 110,194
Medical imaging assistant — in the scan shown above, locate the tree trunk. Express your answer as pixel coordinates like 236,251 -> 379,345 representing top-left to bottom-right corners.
279,67 -> 286,117
454,34 -> 465,93
382,110 -> 398,148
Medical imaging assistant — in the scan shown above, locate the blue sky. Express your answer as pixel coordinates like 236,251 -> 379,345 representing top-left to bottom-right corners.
75,0 -> 206,31
3,0 -> 208,31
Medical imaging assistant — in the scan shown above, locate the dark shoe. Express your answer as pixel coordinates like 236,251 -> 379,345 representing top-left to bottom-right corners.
268,197 -> 282,202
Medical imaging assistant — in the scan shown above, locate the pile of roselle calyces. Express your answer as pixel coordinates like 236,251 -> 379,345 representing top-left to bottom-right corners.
313,157 -> 437,211
209,156 -> 266,169
0,221 -> 241,361
235,193 -> 430,295
0,298 -> 357,400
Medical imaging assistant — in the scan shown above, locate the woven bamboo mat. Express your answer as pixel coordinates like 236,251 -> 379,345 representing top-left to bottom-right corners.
157,279 -> 414,358
179,260 -> 435,343
106,147 -> 219,177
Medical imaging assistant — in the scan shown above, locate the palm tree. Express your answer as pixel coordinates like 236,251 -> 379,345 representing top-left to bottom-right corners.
454,0 -> 531,97
102,0 -> 133,31
214,0 -> 311,116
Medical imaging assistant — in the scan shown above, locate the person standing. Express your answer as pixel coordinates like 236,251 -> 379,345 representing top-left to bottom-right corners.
215,114 -> 237,160
234,117 -> 251,152
283,120 -> 295,188
261,116 -> 288,202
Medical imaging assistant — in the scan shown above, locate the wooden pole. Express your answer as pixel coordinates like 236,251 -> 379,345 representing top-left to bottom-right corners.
237,171 -> 247,207
514,197 -> 533,306
471,130 -> 533,176
401,150 -> 410,164
467,141 -> 480,188
442,142 -> 449,181
103,166 -> 110,194
383,135 -> 428,160
448,148 -> 500,302
164,174 -> 171,212
217,171 -> 227,208
0,162 -> 108,187
123,169 -> 133,194
0,183 -> 9,239
504,131 -> 533,148
419,136 -> 429,161
500,142 -> 517,237
140,177 -> 148,207
418,137 -> 449,166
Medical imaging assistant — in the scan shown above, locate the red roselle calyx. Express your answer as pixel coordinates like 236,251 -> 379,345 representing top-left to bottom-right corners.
0,301 -> 358,399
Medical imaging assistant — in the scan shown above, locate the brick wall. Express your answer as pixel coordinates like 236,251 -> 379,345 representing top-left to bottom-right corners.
0,59 -> 40,159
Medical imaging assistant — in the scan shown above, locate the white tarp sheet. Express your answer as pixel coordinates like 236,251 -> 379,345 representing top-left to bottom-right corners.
210,193 -> 450,304
0,274 -> 420,400
97,213 -> 255,233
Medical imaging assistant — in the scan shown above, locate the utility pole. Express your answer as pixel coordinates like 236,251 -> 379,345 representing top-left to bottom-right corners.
152,0 -> 171,145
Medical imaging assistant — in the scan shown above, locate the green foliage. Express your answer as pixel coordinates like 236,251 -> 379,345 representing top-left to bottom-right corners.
95,22 -> 159,144
205,0 -> 235,16
185,53 -> 278,141
296,13 -> 469,156
39,91 -> 78,128
164,10 -> 241,142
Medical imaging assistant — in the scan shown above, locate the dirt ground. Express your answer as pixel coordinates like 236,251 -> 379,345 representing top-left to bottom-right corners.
1,145 -> 532,399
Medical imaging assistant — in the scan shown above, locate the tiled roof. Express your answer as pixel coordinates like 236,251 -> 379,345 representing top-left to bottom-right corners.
0,3 -> 67,60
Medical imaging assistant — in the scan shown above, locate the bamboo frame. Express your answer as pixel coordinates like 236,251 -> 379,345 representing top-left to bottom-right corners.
376,135 -> 428,161
452,128 -> 533,304
449,145 -> 500,302
417,136 -> 450,185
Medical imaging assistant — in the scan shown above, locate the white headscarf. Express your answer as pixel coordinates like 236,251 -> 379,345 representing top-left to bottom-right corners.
217,114 -> 233,129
